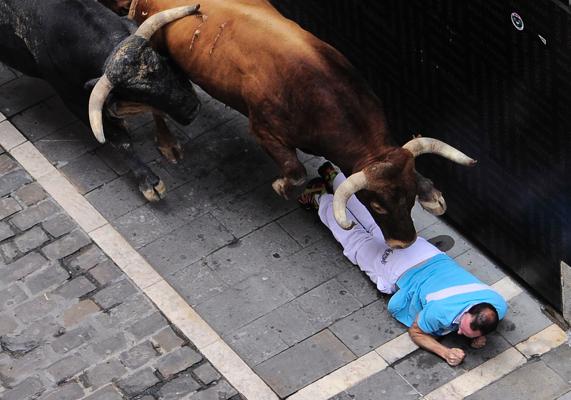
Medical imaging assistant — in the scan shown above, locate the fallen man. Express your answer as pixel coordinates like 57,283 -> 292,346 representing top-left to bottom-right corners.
298,162 -> 508,366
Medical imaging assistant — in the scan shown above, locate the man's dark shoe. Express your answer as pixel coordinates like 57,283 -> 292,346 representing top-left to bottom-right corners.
297,177 -> 327,210
318,161 -> 338,193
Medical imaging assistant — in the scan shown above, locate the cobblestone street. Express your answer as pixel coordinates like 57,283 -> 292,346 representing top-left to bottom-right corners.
1,63 -> 570,400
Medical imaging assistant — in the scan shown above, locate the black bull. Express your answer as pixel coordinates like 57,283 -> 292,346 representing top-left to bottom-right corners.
0,0 -> 201,200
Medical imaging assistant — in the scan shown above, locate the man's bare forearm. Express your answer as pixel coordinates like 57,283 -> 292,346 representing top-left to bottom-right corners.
408,323 -> 449,358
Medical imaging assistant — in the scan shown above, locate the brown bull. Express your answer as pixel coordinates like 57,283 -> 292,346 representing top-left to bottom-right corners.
121,0 -> 476,248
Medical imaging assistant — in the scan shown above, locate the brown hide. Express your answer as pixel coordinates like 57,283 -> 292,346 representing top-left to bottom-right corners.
129,0 -> 420,247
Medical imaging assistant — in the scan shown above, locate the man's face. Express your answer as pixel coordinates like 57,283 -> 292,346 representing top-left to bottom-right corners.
457,313 -> 482,338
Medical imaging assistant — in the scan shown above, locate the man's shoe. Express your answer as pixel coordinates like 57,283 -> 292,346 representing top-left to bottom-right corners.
297,177 -> 327,210
318,161 -> 338,193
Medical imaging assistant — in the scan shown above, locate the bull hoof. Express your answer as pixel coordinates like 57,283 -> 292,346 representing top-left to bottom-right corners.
272,178 -> 289,199
158,142 -> 184,164
141,180 -> 167,202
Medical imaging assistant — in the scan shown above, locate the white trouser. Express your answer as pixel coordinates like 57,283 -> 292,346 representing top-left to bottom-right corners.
317,173 -> 443,294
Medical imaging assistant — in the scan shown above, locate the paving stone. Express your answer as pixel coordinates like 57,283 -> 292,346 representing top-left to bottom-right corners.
152,326 -> 185,352
34,120 -> 98,166
11,96 -> 77,142
86,175 -> 147,221
141,213 -> 235,276
541,342 -> 571,382
0,63 -> 17,86
42,382 -> 85,400
410,201 -> 439,232
418,220 -> 473,259
270,239 -> 349,297
61,152 -> 118,194
2,376 -> 45,400
13,294 -> 64,324
0,314 -> 19,335
335,266 -> 381,306
186,380 -> 238,400
13,225 -> 49,253
85,359 -> 128,389
51,325 -> 96,354
331,367 -> 420,400
47,353 -> 89,382
277,207 -> 330,248
13,182 -> 48,206
330,299 -> 407,356
95,293 -> 154,329
0,197 -> 22,220
63,299 -> 100,327
0,154 -> 18,176
157,371 -> 201,400
156,346 -> 203,378
42,214 -> 76,237
92,279 -> 137,309
0,75 -> 54,117
440,331 -> 513,371
455,249 -> 506,285
119,340 -> 158,369
95,144 -> 130,175
1,252 -> 48,284
202,223 -> 300,286
91,332 -> 128,359
559,391 -> 571,400
0,169 -> 33,197
55,276 -> 97,299
65,244 -> 107,274
169,260 -> 227,306
0,283 -> 28,311
83,384 -> 124,400
254,329 -> 355,398
25,262 -> 69,294
0,221 -> 15,241
193,363 -> 221,385
10,199 -> 60,231
89,260 -> 122,286
196,273 -> 295,334
42,229 -> 91,260
113,205 -> 174,249
0,346 -> 50,385
497,292 -> 553,345
0,241 -> 19,263
128,311 -> 169,341
117,367 -> 160,396
466,360 -> 571,400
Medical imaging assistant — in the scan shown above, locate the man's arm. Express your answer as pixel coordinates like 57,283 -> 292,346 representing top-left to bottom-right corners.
408,319 -> 465,366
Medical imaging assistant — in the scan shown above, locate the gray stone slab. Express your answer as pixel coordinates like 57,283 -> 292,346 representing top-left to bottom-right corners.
2,376 -> 45,400
466,360 -> 571,400
0,153 -> 18,176
10,199 -> 60,231
94,144 -> 130,175
1,252 -> 48,285
335,266 -> 381,306
559,391 -> 571,400
158,371 -> 201,400
55,276 -> 97,299
270,239 -> 349,297
455,249 -> 506,285
47,353 -> 89,382
89,260 -> 122,286
156,346 -> 202,378
196,274 -> 294,334
120,341 -> 159,369
541,343 -> 571,383
94,293 -> 155,330
117,367 -> 160,396
13,182 -> 48,206
331,367 -> 420,400
497,291 -> 553,346
60,152 -> 117,194
277,208 -> 330,248
193,363 -> 221,385
211,181 -> 297,238
51,325 -> 96,354
254,329 -> 356,398
13,225 -> 49,253
0,169 -> 33,197
92,279 -> 138,309
140,214 -> 235,276
202,222 -> 300,286
34,120 -> 98,166
0,76 -> 54,117
113,204 -> 173,249
42,213 -> 76,238
127,312 -> 169,341
411,201 -> 439,232
0,283 -> 29,311
0,197 -> 21,220
83,384 -> 124,400
90,333 -> 127,359
65,244 -> 107,274
42,229 -> 91,260
152,327 -> 185,353
0,221 -> 15,241
11,96 -> 77,142
418,220 -> 473,259
85,359 -> 128,389
185,379 -> 237,400
12,292 -> 64,324
25,262 -> 69,294
0,63 -> 17,86
330,299 -> 407,356
86,176 -> 147,221
169,260 -> 228,306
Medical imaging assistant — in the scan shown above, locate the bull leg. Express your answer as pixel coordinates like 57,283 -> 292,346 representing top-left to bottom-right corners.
105,117 -> 167,202
260,138 -> 306,199
415,171 -> 446,215
153,113 -> 184,164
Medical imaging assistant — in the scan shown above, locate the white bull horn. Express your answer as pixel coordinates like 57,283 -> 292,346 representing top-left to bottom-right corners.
402,137 -> 477,166
332,171 -> 368,229
134,4 -> 201,40
88,74 -> 113,144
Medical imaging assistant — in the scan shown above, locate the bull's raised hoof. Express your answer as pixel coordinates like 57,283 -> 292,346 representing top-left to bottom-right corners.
272,177 -> 306,200
140,178 -> 167,202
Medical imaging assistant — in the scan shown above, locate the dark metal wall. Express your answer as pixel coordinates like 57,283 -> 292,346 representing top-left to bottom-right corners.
272,0 -> 571,310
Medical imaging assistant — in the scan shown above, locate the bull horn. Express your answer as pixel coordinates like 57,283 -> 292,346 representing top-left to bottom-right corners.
134,4 -> 201,40
332,171 -> 368,229
88,74 -> 114,144
402,137 -> 477,166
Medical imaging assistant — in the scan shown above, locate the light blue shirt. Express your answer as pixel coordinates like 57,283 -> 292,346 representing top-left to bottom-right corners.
387,254 -> 508,336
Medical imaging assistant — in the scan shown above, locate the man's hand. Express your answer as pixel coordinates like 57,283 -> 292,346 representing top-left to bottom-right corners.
470,335 -> 487,349
443,348 -> 465,366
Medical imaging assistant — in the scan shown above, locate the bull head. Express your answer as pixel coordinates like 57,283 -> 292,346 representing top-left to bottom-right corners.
333,137 -> 476,248
89,4 -> 201,143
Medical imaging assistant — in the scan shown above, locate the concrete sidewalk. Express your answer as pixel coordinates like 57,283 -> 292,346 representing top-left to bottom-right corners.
1,63 -> 570,400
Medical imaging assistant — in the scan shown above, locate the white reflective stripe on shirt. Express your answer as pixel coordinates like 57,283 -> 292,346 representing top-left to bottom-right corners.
425,283 -> 495,302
